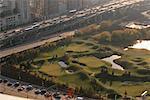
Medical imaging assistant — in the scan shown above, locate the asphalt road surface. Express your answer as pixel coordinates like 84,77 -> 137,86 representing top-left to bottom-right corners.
0,31 -> 75,59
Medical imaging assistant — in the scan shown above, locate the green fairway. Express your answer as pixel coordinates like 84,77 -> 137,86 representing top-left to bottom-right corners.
56,71 -> 90,87
66,43 -> 92,52
39,63 -> 66,76
77,56 -> 110,68
115,48 -> 150,76
36,46 -> 66,61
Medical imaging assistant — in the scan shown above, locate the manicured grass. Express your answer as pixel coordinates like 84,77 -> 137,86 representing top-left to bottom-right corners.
77,56 -> 111,68
125,49 -> 150,57
39,63 -> 66,76
35,42 -> 94,61
55,71 -> 92,88
116,48 -> 150,76
36,46 -> 66,61
66,43 -> 91,52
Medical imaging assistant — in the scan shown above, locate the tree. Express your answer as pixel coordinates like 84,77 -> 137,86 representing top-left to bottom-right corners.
98,31 -> 111,43
99,20 -> 112,30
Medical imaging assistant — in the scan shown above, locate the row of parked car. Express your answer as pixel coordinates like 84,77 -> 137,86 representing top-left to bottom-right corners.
0,79 -> 19,87
0,78 -> 62,99
0,78 -> 85,99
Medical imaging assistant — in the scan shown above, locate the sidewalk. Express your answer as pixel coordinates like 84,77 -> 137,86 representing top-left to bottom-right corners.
0,93 -> 33,100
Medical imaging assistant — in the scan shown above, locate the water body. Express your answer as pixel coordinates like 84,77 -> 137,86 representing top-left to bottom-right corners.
103,41 -> 150,70
102,55 -> 124,70
130,40 -> 150,51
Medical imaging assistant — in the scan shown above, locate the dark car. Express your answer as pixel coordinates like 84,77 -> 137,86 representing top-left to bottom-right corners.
17,87 -> 24,92
40,89 -> 47,95
35,89 -> 41,95
53,93 -> 61,100
7,82 -> 12,87
44,92 -> 52,97
0,79 -> 2,83
3,79 -> 8,83
13,82 -> 20,87
26,85 -> 33,91
34,89 -> 41,95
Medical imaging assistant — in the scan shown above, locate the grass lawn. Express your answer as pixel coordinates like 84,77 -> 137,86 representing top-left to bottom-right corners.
66,43 -> 91,52
115,48 -> 150,76
35,42 -> 93,61
39,63 -> 66,76
103,81 -> 150,97
77,56 -> 111,68
125,49 -> 150,57
35,46 -> 66,61
55,71 -> 92,89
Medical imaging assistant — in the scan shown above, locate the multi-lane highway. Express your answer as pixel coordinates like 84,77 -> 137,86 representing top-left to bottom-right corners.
0,0 -> 144,41
0,31 -> 75,59
0,0 -> 145,59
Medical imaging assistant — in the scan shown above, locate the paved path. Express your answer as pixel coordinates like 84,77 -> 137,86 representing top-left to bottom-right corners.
0,31 -> 75,59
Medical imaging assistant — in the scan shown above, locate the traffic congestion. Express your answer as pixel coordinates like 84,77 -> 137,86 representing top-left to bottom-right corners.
0,0 -> 144,42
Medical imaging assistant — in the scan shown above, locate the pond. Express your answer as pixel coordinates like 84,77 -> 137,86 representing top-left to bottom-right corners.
102,55 -> 124,70
129,40 -> 150,51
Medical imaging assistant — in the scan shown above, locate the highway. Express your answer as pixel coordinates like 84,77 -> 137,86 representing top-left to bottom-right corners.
0,0 -> 144,59
0,31 -> 75,59
142,10 -> 150,19
0,0 -> 144,41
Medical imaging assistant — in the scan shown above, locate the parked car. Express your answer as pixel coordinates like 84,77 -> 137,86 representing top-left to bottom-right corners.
34,89 -> 41,95
17,87 -> 24,92
3,79 -> 8,83
26,85 -> 33,91
7,82 -> 12,87
13,82 -> 20,87
0,79 -> 2,83
53,93 -> 61,99
40,89 -> 47,95
77,97 -> 84,100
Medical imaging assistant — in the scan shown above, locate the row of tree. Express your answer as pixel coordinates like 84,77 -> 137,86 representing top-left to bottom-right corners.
93,28 -> 150,46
